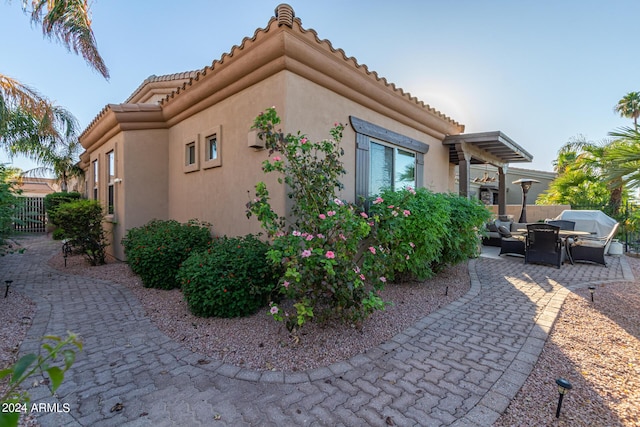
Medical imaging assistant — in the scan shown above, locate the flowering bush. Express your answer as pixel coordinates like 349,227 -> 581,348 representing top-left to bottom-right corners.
178,235 -> 279,318
247,108 -> 389,330
122,219 -> 211,289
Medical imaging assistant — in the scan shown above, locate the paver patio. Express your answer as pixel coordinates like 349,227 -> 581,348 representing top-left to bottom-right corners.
1,236 -> 633,426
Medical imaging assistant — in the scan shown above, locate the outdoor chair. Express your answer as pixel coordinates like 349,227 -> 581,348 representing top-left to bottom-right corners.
498,225 -> 525,257
570,222 -> 619,267
525,224 -> 564,268
546,220 -> 576,231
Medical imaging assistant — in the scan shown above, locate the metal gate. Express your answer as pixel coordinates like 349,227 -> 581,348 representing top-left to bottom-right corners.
13,196 -> 46,233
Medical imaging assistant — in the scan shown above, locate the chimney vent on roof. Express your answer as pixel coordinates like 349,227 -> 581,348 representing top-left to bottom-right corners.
275,4 -> 294,27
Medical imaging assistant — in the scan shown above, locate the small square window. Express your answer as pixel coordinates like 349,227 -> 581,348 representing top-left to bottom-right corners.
186,143 -> 196,165
183,138 -> 199,173
208,135 -> 217,161
203,126 -> 222,169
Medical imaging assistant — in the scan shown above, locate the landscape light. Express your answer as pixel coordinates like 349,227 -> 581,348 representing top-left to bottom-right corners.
588,286 -> 596,302
555,378 -> 572,418
4,280 -> 12,298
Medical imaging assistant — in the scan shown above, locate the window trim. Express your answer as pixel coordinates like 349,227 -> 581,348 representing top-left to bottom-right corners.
203,125 -> 222,169
350,116 -> 429,205
106,150 -> 115,215
183,136 -> 199,173
368,139 -> 417,195
92,159 -> 99,200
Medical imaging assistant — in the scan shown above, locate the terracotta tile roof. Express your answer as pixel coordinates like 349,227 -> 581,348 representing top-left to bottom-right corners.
124,71 -> 200,104
82,4 -> 461,138
156,6 -> 461,128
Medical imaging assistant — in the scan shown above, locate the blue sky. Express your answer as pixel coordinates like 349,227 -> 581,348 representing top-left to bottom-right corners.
2,0 -> 638,173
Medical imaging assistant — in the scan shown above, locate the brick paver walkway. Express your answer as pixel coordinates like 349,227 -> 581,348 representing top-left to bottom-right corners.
1,236 -> 633,426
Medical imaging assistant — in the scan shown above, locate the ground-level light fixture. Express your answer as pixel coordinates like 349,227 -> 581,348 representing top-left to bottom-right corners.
588,286 -> 596,302
512,178 -> 540,223
555,378 -> 573,418
4,280 -> 12,298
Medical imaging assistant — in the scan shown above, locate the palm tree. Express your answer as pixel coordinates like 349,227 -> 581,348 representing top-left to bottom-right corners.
614,92 -> 640,131
606,126 -> 640,190
22,136 -> 84,192
1,0 -> 108,157
538,135 -> 626,214
24,0 -> 109,79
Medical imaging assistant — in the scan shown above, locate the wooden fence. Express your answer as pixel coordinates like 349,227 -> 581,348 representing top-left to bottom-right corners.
13,196 -> 46,233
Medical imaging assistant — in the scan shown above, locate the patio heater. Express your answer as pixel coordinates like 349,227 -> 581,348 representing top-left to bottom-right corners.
512,178 -> 540,223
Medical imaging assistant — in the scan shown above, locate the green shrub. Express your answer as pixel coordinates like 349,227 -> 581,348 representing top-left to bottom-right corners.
54,199 -> 107,266
122,219 -> 211,289
369,187 -> 451,281
44,192 -> 81,227
0,166 -> 21,242
435,193 -> 491,271
178,235 -> 278,318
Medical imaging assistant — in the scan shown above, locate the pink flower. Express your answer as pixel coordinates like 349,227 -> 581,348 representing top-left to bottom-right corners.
409,242 -> 415,248
283,281 -> 290,289
317,233 -> 325,239
359,274 -> 366,280
354,266 -> 361,273
369,246 -> 376,254
270,306 -> 279,315
333,198 -> 344,206
360,212 -> 368,218
319,214 -> 326,220
339,233 -> 347,241
301,249 -> 312,258
379,276 -> 387,283
327,210 -> 336,217
388,205 -> 395,209
373,197 -> 384,205
273,156 -> 281,161
403,210 -> 411,217
306,235 -> 314,241
392,211 -> 398,217
368,221 -> 374,226
292,230 -> 301,237
406,255 -> 410,260
325,251 -> 335,259
301,137 -> 308,144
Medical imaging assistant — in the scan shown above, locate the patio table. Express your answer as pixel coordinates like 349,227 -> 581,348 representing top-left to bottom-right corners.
515,229 -> 592,265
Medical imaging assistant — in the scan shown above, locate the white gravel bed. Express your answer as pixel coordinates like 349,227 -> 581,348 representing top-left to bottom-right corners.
494,256 -> 640,426
46,252 -> 469,372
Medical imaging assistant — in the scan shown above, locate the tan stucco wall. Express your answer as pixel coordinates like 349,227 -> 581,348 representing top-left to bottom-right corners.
165,73 -> 287,238
283,72 -> 451,199
487,204 -> 571,223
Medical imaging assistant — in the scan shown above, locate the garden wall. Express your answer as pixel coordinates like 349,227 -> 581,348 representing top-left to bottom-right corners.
487,204 -> 571,222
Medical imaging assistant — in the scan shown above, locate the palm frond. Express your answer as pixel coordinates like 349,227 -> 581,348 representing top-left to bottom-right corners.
28,0 -> 109,79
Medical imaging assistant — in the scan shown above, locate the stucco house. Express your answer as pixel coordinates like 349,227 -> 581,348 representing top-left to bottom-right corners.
79,4 -> 532,260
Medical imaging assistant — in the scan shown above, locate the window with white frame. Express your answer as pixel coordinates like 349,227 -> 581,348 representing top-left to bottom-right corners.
186,143 -> 196,165
203,125 -> 222,169
207,134 -> 218,160
183,137 -> 199,173
92,160 -> 98,200
106,151 -> 115,214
